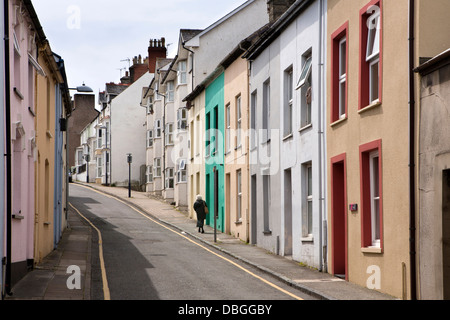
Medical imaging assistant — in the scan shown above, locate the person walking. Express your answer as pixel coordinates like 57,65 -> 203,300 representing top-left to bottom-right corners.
193,195 -> 208,233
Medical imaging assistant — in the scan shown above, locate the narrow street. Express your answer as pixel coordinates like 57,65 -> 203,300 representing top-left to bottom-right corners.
69,184 -> 315,301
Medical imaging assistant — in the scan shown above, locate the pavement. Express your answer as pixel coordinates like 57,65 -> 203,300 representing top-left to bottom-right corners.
5,182 -> 397,301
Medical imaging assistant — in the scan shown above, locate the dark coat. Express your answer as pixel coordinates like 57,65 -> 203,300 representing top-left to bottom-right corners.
193,200 -> 207,227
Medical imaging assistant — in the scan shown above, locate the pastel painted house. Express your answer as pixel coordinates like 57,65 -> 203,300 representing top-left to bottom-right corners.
6,0 -> 42,289
34,40 -> 71,265
243,0 -> 328,270
326,0 -> 450,299
183,0 -> 269,229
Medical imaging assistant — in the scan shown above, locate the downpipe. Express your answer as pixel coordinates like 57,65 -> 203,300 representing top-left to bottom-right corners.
3,0 -> 13,297
408,0 -> 417,301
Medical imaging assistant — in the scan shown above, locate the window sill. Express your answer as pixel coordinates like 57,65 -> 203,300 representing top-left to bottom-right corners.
358,100 -> 381,114
262,230 -> 272,235
301,236 -> 314,242
330,117 -> 347,128
235,145 -> 242,151
361,246 -> 382,254
234,220 -> 243,225
46,130 -> 54,139
299,123 -> 312,133
282,133 -> 293,141
14,87 -> 24,100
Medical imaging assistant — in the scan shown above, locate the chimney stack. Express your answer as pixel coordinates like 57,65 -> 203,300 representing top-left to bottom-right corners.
148,37 -> 167,73
267,0 -> 296,22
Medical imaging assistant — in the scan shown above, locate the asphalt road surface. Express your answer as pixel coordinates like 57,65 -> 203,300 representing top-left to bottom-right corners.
69,184 -> 316,301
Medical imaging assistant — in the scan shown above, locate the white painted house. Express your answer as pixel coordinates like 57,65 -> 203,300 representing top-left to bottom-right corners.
109,72 -> 153,189
244,0 -> 328,270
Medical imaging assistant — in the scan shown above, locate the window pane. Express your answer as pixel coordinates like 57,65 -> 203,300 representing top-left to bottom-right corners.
297,56 -> 312,89
370,60 -> 379,102
374,198 -> 380,240
307,200 -> 313,235
366,15 -> 380,61
339,38 -> 346,77
339,80 -> 346,117
372,155 -> 379,197
307,166 -> 312,196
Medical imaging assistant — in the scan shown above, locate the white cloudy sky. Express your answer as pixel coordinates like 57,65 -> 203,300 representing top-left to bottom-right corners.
32,0 -> 248,102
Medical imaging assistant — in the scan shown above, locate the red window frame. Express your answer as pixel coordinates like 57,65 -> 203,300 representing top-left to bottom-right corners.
359,139 -> 383,250
359,0 -> 383,110
331,21 -> 349,123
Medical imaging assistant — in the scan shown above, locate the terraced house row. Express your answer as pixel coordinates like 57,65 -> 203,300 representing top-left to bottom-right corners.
1,0 -> 73,296
70,0 -> 450,300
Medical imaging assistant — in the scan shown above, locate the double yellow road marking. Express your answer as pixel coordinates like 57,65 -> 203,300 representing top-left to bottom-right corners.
70,184 -> 304,301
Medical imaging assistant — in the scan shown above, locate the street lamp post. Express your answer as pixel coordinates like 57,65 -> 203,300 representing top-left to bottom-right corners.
127,153 -> 132,198
85,154 -> 90,183
99,126 -> 109,186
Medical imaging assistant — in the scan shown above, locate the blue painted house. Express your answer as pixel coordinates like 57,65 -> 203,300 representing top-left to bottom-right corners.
205,73 -> 225,232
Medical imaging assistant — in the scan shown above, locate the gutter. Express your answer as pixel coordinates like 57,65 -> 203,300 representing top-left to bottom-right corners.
408,0 -> 417,301
3,0 -> 12,297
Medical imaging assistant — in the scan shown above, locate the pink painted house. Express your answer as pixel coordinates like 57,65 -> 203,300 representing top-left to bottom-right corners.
6,0 -> 45,289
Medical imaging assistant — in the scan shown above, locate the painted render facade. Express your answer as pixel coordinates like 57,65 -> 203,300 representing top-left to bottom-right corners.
416,50 -> 450,300
184,0 -> 269,227
110,72 -> 152,189
326,0 -> 450,299
8,0 -> 40,286
244,0 -> 328,270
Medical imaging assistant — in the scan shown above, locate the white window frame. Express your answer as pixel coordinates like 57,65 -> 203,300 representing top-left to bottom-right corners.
165,123 -> 174,145
366,11 -> 380,104
339,37 -> 347,119
97,128 -> 103,149
146,165 -> 153,183
147,95 -> 154,115
284,67 -> 293,136
302,163 -> 313,238
177,108 -> 187,130
262,80 -> 270,142
149,129 -> 154,147
296,56 -> 312,90
226,104 -> 231,153
97,156 -> 103,178
237,170 -> 242,221
155,120 -> 162,138
236,95 -> 242,148
369,150 -> 381,248
250,91 -> 257,149
177,159 -> 187,183
165,167 -> 174,189
177,60 -> 187,85
167,81 -> 174,102
154,158 -> 161,178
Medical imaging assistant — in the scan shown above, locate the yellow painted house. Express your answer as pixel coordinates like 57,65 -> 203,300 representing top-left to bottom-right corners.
34,39 -> 71,264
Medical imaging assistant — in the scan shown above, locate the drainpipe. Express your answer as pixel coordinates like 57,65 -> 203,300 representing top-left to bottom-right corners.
317,0 -> 326,273
408,0 -> 417,301
3,0 -> 12,297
